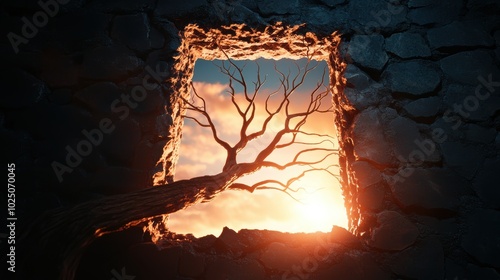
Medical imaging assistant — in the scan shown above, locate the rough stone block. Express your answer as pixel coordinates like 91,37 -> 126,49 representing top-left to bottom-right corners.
88,0 -> 156,12
414,216 -> 458,237
122,85 -> 164,115
461,209 -> 500,268
111,13 -> 164,52
133,138 -> 167,170
206,257 -> 266,280
77,227 -> 145,279
385,32 -> 431,58
383,60 -> 441,96
388,116 -> 440,163
81,45 -> 144,81
256,0 -> 299,15
441,142 -> 485,179
427,21 -> 495,50
156,19 -> 181,51
404,96 -> 441,118
368,211 -> 419,251
125,243 -> 172,279
179,251 -> 205,277
473,157 -> 500,209
408,0 -> 463,25
40,53 -> 79,87
75,82 -> 124,113
388,168 -> 468,210
352,109 -> 393,165
301,6 -> 345,34
344,64 -> 372,89
100,119 -> 142,163
390,238 -> 444,280
467,263 -> 500,279
388,116 -> 421,157
1,68 -> 48,109
216,227 -> 247,253
344,83 -> 383,111
2,0 -> 44,9
89,166 -> 145,194
50,10 -> 112,50
347,0 -> 408,33
224,3 -> 268,27
155,113 -> 173,139
440,50 -> 500,85
312,252 -> 390,280
319,0 -> 346,7
467,0 -> 500,13
156,0 -> 208,17
330,226 -> 361,247
358,184 -> 385,210
347,35 -> 388,72
352,161 -> 382,188
442,83 -> 500,122
408,0 -> 434,8
429,118 -> 462,145
237,229 -> 288,250
464,124 -> 497,144
30,104 -> 95,144
444,258 -> 467,279
240,0 -> 259,11
0,129 -> 29,160
259,242 -> 308,271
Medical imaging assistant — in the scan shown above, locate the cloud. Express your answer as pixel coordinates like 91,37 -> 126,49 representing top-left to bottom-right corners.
168,189 -> 302,237
174,163 -> 209,180
176,119 -> 227,177
189,81 -> 244,138
168,183 -> 347,237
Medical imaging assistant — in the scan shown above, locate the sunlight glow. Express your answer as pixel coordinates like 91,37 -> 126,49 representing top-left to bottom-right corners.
168,58 -> 347,237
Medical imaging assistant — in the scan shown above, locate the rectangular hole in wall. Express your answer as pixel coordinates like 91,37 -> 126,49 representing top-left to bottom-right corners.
168,57 -> 347,237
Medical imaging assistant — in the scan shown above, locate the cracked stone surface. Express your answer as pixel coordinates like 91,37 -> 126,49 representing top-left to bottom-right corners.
3,0 -> 500,278
427,21 -> 495,50
385,32 -> 431,58
368,211 -> 419,251
383,60 -> 441,95
347,35 -> 388,72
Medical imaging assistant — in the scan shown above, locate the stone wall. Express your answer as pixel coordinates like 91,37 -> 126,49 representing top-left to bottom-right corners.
1,0 -> 499,279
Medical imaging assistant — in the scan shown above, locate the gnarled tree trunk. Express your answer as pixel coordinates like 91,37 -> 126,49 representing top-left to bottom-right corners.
19,163 -> 253,280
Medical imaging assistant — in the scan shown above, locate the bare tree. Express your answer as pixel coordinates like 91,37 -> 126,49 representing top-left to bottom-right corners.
19,53 -> 339,280
181,53 -> 338,197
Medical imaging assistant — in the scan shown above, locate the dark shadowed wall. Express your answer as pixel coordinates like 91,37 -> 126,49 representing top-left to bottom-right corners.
1,0 -> 499,279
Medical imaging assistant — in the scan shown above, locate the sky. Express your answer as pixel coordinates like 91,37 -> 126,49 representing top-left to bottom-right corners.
168,58 -> 348,237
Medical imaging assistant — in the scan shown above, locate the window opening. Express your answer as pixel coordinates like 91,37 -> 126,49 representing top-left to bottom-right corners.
168,57 -> 347,237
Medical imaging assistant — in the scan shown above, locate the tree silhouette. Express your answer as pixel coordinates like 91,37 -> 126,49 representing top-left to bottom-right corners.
181,52 -> 339,198
19,52 -> 339,280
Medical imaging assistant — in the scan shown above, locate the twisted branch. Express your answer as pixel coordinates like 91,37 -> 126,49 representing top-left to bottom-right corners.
184,48 -> 337,200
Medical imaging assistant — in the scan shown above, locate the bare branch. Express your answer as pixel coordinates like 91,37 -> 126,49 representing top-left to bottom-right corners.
260,150 -> 338,169
215,62 -> 246,118
218,45 -> 250,102
182,115 -> 211,127
229,165 -> 339,203
184,50 -> 339,206
181,82 -> 232,152
276,137 -> 335,150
